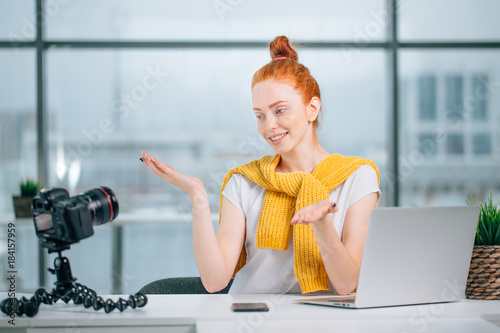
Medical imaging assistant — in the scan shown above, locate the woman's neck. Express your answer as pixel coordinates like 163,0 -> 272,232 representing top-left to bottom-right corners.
276,144 -> 329,174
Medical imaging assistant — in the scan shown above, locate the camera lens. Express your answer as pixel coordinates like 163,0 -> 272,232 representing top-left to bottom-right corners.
75,186 -> 119,226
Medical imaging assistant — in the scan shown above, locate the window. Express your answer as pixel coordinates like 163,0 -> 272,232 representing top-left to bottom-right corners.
446,134 -> 464,155
0,0 -> 35,41
418,133 -> 438,157
399,0 -> 500,41
45,0 -> 386,41
0,49 -> 37,292
418,75 -> 437,121
473,133 -> 491,155
399,50 -> 500,207
472,74 -> 488,121
445,75 -> 463,121
0,50 -> 36,214
3,0 -> 500,294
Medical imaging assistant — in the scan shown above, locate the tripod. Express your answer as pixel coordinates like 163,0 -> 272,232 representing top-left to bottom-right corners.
1,241 -> 147,317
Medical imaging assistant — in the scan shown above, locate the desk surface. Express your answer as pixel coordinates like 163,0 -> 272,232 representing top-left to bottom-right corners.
1,293 -> 500,333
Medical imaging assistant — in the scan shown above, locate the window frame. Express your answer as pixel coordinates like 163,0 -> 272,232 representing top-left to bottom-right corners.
1,0 -> 500,292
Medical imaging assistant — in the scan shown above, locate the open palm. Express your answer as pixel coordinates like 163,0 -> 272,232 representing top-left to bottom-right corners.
141,150 -> 204,196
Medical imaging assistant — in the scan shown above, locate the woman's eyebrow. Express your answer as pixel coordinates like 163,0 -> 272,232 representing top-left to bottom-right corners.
253,100 -> 286,111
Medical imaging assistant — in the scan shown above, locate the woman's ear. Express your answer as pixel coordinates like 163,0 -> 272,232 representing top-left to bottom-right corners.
307,97 -> 321,122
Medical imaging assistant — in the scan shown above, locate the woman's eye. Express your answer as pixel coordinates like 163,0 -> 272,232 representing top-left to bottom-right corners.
256,114 -> 264,120
276,108 -> 286,114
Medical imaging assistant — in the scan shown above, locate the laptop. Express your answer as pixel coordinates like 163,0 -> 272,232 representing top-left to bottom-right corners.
297,206 -> 480,309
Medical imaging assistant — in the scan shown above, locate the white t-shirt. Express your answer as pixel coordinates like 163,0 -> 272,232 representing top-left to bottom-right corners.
221,164 -> 381,294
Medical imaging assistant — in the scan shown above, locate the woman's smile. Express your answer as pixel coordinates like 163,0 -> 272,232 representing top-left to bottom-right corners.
269,132 -> 288,144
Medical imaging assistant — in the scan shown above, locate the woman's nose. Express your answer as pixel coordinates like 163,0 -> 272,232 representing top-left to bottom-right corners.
265,116 -> 278,130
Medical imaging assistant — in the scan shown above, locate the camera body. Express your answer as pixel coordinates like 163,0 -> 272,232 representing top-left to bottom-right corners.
32,186 -> 119,248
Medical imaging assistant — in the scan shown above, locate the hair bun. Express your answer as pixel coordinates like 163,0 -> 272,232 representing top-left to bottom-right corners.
269,36 -> 298,62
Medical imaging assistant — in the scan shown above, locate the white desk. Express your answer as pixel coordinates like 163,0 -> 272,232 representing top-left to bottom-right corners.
1,293 -> 500,333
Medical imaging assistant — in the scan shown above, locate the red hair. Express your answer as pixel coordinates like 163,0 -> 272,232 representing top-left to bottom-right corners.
251,36 -> 322,132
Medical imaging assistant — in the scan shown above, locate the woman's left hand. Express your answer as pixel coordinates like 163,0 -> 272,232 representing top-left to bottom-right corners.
290,200 -> 339,226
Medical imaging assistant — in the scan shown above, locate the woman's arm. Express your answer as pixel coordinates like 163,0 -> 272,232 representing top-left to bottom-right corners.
290,192 -> 378,295
140,151 -> 245,292
193,196 -> 246,292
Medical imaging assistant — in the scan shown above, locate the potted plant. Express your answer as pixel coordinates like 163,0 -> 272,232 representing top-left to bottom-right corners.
12,178 -> 42,218
466,194 -> 500,300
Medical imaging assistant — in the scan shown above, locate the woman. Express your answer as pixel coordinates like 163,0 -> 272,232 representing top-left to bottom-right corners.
141,36 -> 380,295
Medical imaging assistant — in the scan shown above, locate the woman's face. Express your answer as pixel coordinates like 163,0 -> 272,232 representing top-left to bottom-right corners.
251,79 -> 319,155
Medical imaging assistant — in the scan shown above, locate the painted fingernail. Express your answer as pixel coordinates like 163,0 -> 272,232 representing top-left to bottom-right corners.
139,157 -> 144,162
332,203 -> 336,208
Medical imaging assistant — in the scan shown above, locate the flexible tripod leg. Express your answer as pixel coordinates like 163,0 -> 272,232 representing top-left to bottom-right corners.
1,253 -> 147,317
49,253 -> 147,312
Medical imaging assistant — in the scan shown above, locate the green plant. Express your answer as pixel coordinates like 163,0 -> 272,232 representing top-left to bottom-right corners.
19,178 -> 41,197
469,194 -> 500,246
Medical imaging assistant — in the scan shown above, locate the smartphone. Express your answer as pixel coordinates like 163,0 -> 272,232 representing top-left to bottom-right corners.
231,302 -> 269,312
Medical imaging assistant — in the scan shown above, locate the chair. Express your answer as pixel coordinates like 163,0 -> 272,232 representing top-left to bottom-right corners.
137,277 -> 233,294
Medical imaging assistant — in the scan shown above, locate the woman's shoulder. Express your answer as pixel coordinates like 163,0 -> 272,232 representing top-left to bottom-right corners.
351,164 -> 378,180
341,164 -> 381,203
222,173 -> 267,214
226,173 -> 265,191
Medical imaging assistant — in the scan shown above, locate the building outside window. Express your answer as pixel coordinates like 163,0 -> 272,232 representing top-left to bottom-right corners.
418,75 -> 437,121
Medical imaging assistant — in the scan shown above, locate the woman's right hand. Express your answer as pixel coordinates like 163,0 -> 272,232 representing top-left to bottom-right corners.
140,150 -> 205,197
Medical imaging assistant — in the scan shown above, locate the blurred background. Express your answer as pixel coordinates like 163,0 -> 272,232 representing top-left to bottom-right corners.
0,0 -> 499,294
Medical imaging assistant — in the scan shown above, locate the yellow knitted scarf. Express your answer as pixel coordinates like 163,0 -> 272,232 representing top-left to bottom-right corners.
219,153 -> 379,294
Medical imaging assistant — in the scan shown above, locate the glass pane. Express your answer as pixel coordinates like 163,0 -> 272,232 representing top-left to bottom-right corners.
446,134 -> 464,155
419,133 -> 438,157
399,50 -> 500,207
309,50 -> 388,207
472,74 -> 488,121
123,223 -> 198,293
473,133 -> 491,155
399,0 -> 500,41
47,48 -> 387,292
0,50 -> 36,217
418,75 -> 436,121
0,49 -> 36,293
445,75 -> 464,121
0,0 -> 35,41
46,0 -> 386,41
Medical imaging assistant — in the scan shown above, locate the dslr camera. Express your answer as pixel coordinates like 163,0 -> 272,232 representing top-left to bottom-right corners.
31,186 -> 119,251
